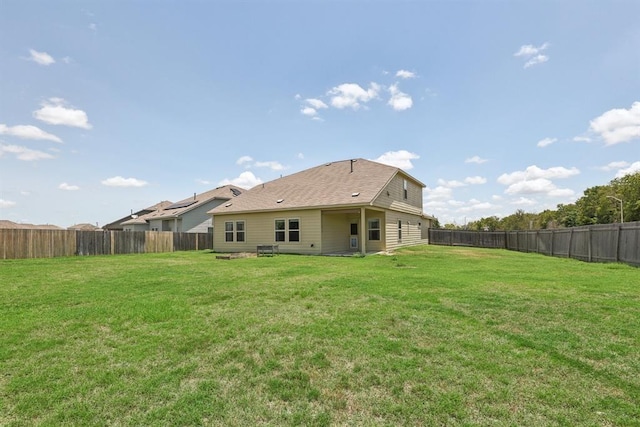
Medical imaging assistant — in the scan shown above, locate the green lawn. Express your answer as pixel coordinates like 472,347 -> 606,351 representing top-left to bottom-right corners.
1,246 -> 639,426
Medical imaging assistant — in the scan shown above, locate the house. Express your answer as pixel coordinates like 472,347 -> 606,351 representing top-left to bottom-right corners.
122,185 -> 243,233
67,223 -> 101,231
102,201 -> 173,231
208,158 -> 432,255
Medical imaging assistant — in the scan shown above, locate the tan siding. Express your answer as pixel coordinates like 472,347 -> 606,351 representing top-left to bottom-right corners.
213,210 -> 322,255
384,211 -> 428,251
321,213 -> 353,253
373,174 -> 423,214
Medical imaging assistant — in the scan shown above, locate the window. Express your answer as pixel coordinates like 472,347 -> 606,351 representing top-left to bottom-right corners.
398,220 -> 402,241
368,219 -> 380,241
275,218 -> 299,242
225,221 -> 234,242
350,223 -> 358,235
224,221 -> 246,242
288,219 -> 300,242
275,219 -> 285,242
236,221 -> 245,242
403,179 -> 408,200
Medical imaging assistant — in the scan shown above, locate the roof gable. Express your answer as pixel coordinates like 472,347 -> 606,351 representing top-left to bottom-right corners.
209,158 -> 424,215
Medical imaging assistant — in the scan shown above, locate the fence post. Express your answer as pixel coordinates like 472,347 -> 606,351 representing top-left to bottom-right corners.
568,228 -> 573,259
588,227 -> 592,263
615,225 -> 621,263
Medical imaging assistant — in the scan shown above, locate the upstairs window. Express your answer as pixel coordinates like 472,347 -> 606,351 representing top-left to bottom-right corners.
403,179 -> 408,200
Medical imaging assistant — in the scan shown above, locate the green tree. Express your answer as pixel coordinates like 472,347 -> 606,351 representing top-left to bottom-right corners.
610,172 -> 640,222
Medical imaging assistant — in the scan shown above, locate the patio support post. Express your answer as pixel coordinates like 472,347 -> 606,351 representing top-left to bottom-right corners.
360,207 -> 366,255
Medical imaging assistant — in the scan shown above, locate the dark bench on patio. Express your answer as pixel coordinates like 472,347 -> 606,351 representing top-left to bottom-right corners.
257,244 -> 279,256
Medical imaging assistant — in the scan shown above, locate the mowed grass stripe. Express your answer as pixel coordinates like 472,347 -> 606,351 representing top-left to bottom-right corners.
1,246 -> 638,426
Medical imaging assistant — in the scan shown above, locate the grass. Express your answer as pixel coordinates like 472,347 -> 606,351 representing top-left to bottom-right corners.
1,245 -> 639,426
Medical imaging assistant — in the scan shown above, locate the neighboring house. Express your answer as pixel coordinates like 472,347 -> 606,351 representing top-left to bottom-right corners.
208,158 -> 432,255
0,220 -> 63,230
67,223 -> 101,231
122,185 -> 243,233
102,201 -> 173,231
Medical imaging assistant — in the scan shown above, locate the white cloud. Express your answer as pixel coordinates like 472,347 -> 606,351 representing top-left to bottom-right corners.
438,178 -> 466,188
514,42 -> 550,68
424,200 -> 447,208
503,178 -> 574,197
236,156 -> 253,166
297,153 -> 304,159
465,176 -> 487,185
101,176 -> 148,187
514,43 -> 549,57
33,98 -> 92,129
255,161 -> 285,171
301,107 -> 318,117
0,199 -> 17,208
328,82 -> 380,110
448,200 -> 466,207
498,165 -> 578,197
589,101 -> 640,145
237,157 -> 286,171
396,70 -> 416,79
537,137 -> 557,148
598,161 -> 630,172
196,179 -> 212,185
0,144 -> 55,161
615,161 -> 640,178
497,165 -> 580,185
387,84 -> 413,111
424,186 -> 452,200
465,155 -> 488,164
457,200 -> 497,213
511,197 -> 536,206
59,182 -> 80,191
218,171 -> 263,189
524,55 -> 549,68
306,98 -> 328,109
28,49 -> 55,66
294,94 -> 302,100
573,136 -> 592,143
0,124 -> 62,143
373,150 -> 419,170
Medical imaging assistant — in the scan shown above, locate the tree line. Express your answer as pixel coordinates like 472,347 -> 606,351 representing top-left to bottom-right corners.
435,171 -> 639,231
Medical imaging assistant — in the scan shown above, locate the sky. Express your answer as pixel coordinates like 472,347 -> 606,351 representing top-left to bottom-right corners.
1,0 -> 639,228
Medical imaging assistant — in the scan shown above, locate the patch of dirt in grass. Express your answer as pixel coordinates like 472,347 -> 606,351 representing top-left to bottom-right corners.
450,248 -> 500,258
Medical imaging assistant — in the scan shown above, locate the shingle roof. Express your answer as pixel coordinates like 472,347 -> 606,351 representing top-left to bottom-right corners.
122,185 -> 242,224
209,158 -> 424,215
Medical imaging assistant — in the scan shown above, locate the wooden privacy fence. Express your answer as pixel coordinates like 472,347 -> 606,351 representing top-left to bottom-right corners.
0,230 -> 213,259
429,221 -> 640,267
